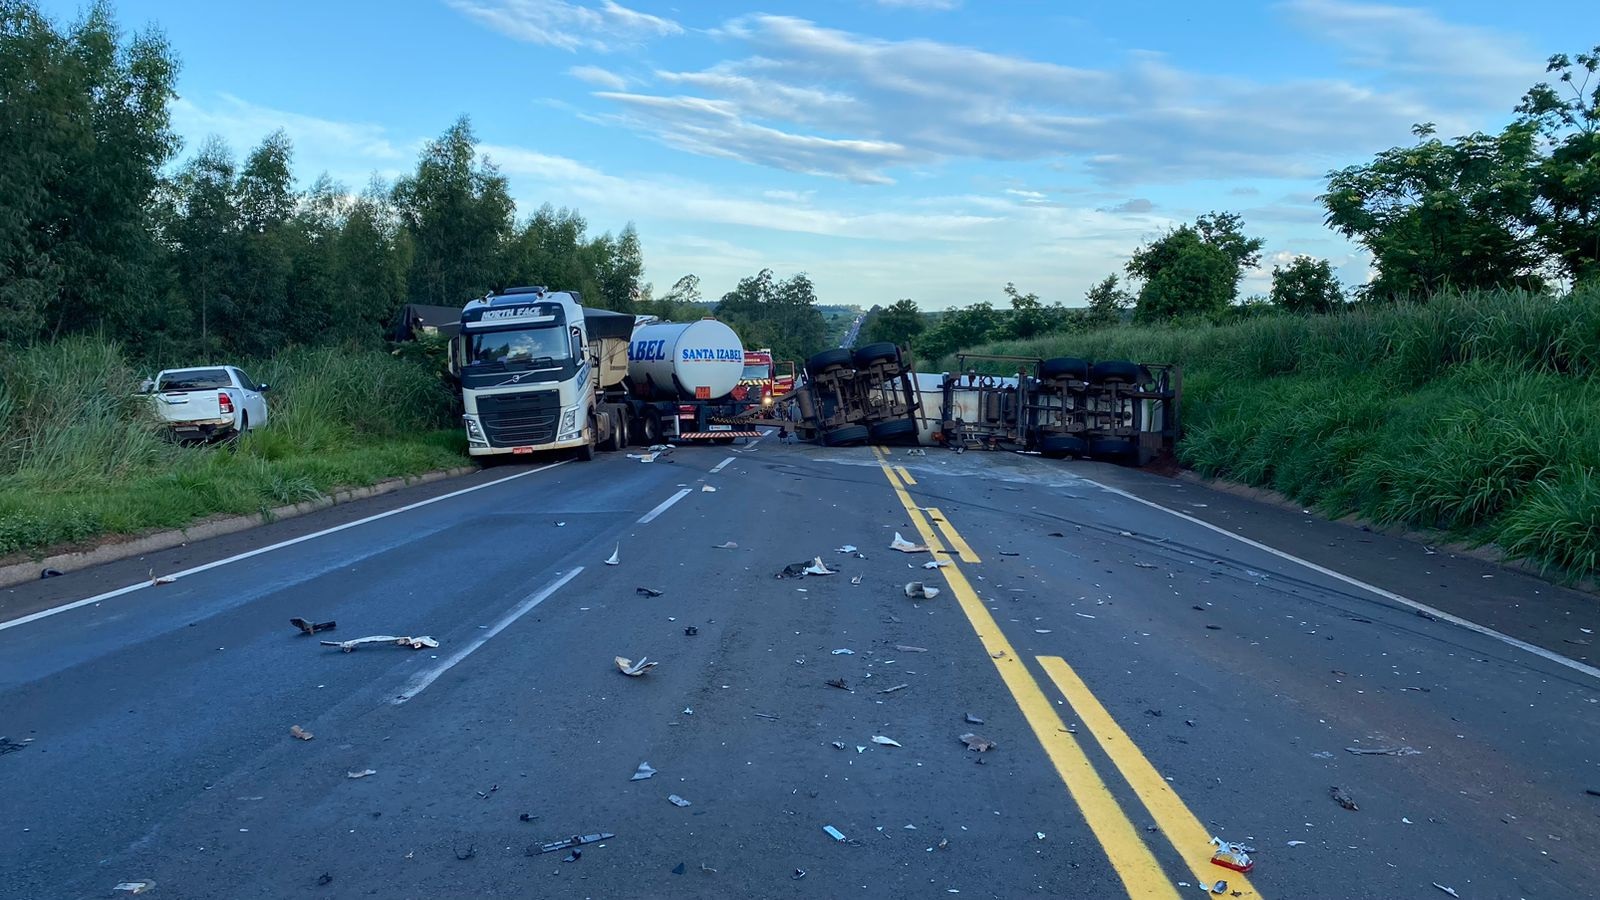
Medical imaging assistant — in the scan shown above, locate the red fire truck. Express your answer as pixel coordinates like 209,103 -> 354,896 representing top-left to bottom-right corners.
732,349 -> 797,412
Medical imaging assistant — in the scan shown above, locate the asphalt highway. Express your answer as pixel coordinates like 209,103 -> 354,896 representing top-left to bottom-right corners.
2,436 -> 1597,899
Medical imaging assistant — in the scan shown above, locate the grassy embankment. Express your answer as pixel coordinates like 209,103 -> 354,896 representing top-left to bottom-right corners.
0,337 -> 466,558
957,287 -> 1600,579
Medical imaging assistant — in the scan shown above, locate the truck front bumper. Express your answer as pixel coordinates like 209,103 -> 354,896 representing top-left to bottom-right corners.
467,432 -> 591,457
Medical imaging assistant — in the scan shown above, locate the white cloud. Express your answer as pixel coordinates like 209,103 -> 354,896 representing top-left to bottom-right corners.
1099,198 -> 1155,214
170,93 -> 410,184
447,0 -> 681,52
582,10 -> 1534,185
568,65 -> 630,90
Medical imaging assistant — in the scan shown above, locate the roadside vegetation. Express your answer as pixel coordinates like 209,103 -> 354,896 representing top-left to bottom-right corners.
962,286 -> 1600,578
0,336 -> 462,557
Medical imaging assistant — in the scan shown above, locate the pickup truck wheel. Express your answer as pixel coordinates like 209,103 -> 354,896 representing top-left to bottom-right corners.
868,418 -> 918,444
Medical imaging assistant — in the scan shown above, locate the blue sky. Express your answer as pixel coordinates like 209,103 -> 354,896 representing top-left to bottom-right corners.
48,0 -> 1576,308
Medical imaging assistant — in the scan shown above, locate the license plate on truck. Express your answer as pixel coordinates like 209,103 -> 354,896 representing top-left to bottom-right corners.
513,447 -> 534,455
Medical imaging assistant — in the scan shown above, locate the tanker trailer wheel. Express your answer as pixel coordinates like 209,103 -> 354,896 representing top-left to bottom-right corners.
822,424 -> 870,447
806,348 -> 854,377
1089,436 -> 1136,460
606,410 -> 628,451
642,408 -> 664,445
1089,360 -> 1143,385
1040,357 -> 1090,381
868,418 -> 918,444
1039,433 -> 1088,458
853,342 -> 900,368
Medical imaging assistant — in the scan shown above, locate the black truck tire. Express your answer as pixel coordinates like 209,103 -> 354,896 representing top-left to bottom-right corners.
823,424 -> 870,446
1039,433 -> 1087,458
853,342 -> 900,368
806,348 -> 855,376
1089,360 -> 1143,385
1039,357 -> 1090,381
642,408 -> 663,445
1089,437 -> 1136,459
868,418 -> 918,444
576,440 -> 595,461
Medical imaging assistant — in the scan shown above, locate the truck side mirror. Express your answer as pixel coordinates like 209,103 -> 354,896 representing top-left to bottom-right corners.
138,379 -> 154,394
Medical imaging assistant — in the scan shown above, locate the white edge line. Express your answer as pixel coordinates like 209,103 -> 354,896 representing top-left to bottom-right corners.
392,567 -> 582,704
1079,475 -> 1600,682
709,456 -> 735,474
637,488 -> 693,525
0,461 -> 571,633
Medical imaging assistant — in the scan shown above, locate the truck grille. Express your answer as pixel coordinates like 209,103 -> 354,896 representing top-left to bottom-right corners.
477,391 -> 560,446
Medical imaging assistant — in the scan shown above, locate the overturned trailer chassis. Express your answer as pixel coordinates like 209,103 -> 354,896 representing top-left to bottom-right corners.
941,354 -> 1181,465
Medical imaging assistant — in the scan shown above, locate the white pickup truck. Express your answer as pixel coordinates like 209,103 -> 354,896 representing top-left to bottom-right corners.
143,366 -> 270,443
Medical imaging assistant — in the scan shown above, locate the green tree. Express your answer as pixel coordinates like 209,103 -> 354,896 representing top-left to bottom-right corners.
393,116 -> 514,306
1084,274 -> 1131,327
716,268 -> 827,364
1000,283 -> 1059,339
164,137 -> 240,349
914,301 -> 998,360
1270,256 -> 1345,313
1322,122 -> 1543,299
1128,224 -> 1242,321
0,0 -> 178,345
1517,47 -> 1600,283
865,297 -> 925,346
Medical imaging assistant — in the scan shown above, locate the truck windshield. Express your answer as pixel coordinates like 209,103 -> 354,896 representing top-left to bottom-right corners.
158,369 -> 231,391
467,326 -> 569,368
741,364 -> 772,380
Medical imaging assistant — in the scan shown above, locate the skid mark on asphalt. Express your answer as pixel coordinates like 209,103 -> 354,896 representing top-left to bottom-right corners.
871,449 -> 1185,899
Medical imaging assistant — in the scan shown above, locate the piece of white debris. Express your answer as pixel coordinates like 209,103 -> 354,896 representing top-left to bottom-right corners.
701,485 -> 717,493
803,557 -> 836,576
871,735 -> 903,747
346,769 -> 377,779
668,794 -> 691,807
320,635 -> 438,652
850,574 -> 863,585
714,541 -> 738,549
604,545 -> 620,566
836,545 -> 858,553
615,656 -> 658,676
923,560 -> 951,569
891,533 -> 929,553
831,648 -> 855,655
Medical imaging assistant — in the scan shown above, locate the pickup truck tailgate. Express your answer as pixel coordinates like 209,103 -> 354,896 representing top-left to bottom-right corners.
154,390 -> 226,422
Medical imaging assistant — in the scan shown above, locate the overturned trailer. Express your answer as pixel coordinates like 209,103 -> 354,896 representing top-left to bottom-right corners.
724,346 -> 1181,466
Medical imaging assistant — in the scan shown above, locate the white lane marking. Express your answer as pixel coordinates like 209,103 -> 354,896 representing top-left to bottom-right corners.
392,567 -> 582,704
637,488 -> 692,525
709,456 -> 735,474
1080,476 -> 1600,682
0,461 -> 571,633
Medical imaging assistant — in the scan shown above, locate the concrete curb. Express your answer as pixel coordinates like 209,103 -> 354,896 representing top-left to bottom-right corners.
0,466 -> 477,590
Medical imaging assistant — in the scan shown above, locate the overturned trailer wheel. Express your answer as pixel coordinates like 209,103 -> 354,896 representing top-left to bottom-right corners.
806,348 -> 855,377
853,342 -> 901,368
1038,433 -> 1087,458
822,424 -> 870,446
868,417 -> 918,444
1039,356 -> 1090,381
1089,360 -> 1143,384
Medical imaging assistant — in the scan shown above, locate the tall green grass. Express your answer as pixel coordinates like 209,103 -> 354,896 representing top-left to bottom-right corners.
0,336 -> 465,557
954,286 -> 1600,579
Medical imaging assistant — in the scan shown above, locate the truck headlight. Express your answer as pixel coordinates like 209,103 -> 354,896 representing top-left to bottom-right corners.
560,407 -> 577,433
463,415 -> 487,446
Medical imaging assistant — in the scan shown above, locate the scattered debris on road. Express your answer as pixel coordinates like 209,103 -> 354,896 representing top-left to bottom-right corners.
636,587 -> 663,597
714,541 -> 738,549
701,485 -> 717,492
0,736 -> 30,755
668,794 -> 692,807
1330,786 -> 1359,810
1432,884 -> 1460,898
454,845 -> 476,861
321,635 -> 438,652
605,545 -> 621,565
112,881 -> 155,894
1134,562 -> 1157,569
823,825 -> 847,841
533,832 -> 615,855
148,569 -> 175,586
671,862 -> 685,874
1209,880 -> 1228,894
990,650 -> 1007,660
1345,745 -> 1420,756
1204,624 -> 1222,631
891,533 -> 929,553
959,733 -> 996,752
904,582 -> 940,600
832,741 -> 846,750
1287,840 -> 1306,847
316,873 -> 333,886
825,678 -> 850,690
923,560 -> 951,569
998,551 -> 1020,557
896,644 -> 928,652
289,725 -> 314,741
753,713 -> 779,720
832,648 -> 855,655
476,784 -> 499,799
871,735 -> 903,747
346,769 -> 376,779
878,684 -> 909,694
39,567 -> 62,579
520,812 -> 538,822
616,656 -> 658,676
1209,837 -> 1255,873
631,762 -> 657,781
290,617 -> 336,635
804,557 -> 836,575
684,626 -> 699,636
965,713 -> 984,725
836,544 -> 858,553
792,868 -> 807,880
851,574 -> 863,584
627,452 -> 659,463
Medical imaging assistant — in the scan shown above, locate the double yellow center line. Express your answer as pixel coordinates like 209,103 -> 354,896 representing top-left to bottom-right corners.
872,449 -> 1262,899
